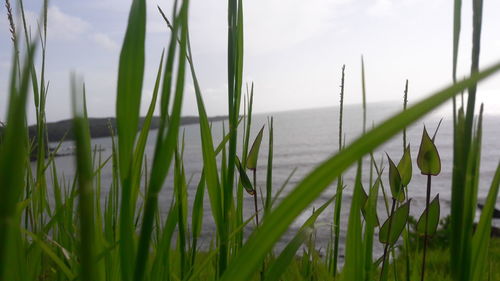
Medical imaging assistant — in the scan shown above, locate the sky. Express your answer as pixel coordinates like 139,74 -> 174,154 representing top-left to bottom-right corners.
1,0 -> 500,124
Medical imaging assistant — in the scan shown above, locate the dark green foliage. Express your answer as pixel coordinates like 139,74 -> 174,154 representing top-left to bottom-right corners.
1,0 -> 500,281
417,128 -> 441,176
417,195 -> 440,236
380,201 -> 411,245
388,155 -> 405,201
235,157 -> 255,195
398,145 -> 412,187
246,125 -> 265,171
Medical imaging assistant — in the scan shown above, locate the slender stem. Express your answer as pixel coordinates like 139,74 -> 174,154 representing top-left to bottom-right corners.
252,168 -> 265,280
332,64 -> 345,277
380,198 -> 397,280
253,169 -> 259,226
420,175 -> 432,281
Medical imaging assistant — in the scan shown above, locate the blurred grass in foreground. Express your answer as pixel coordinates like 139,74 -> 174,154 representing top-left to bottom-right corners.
0,0 -> 499,280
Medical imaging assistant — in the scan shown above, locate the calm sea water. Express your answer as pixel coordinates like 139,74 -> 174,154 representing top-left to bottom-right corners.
46,103 -> 500,258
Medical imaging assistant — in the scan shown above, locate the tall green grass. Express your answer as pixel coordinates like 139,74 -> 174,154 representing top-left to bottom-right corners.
0,0 -> 499,280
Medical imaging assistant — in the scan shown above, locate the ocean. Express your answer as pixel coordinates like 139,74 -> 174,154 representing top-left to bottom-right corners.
45,102 -> 500,259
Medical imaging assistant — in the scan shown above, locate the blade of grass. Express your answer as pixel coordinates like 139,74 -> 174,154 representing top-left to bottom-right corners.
264,196 -> 335,281
363,175 -> 381,279
71,74 -> 99,281
134,1 -> 189,280
264,117 -> 274,217
0,43 -> 35,280
471,161 -> 500,280
186,23 -> 223,236
220,61 -> 500,281
130,50 -> 165,208
115,0 -> 147,278
343,163 -> 365,281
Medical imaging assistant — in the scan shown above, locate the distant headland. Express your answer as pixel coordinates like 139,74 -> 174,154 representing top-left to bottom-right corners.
23,115 -> 228,143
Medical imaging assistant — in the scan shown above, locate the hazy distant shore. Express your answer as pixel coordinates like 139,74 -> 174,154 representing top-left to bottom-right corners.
22,115 -> 228,143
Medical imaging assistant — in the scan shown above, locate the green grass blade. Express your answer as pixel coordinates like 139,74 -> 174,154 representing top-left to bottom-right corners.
71,74 -> 98,281
151,202 -> 179,281
464,0 -> 483,138
190,172 -> 206,267
115,0 -> 147,278
471,161 -> 500,280
22,230 -> 76,280
458,105 -> 483,281
174,151 -> 188,279
131,50 -> 165,207
264,227 -> 313,281
452,0 -> 462,83
264,117 -> 274,217
246,125 -> 265,171
116,0 -> 147,180
236,157 -> 255,195
343,163 -> 365,280
134,2 -> 189,280
220,61 -> 500,281
242,84 -> 254,165
363,176 -> 381,279
186,24 -> 223,235
450,108 -> 466,277
0,43 -> 35,280
264,196 -> 334,281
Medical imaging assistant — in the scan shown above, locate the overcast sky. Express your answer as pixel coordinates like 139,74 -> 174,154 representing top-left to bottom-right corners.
1,0 -> 500,124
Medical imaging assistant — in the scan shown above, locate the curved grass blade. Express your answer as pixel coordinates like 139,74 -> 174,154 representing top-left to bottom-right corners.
130,50 -> 165,207
218,60 -> 500,280
264,227 -> 313,281
236,157 -> 255,195
264,196 -> 335,281
22,230 -> 76,280
471,162 -> 500,281
187,26 -> 223,234
150,202 -> 179,281
247,125 -> 265,170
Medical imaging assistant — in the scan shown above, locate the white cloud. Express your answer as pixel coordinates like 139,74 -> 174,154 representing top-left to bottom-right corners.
22,5 -> 119,51
92,32 -> 119,51
47,6 -> 90,40
243,0 -> 352,54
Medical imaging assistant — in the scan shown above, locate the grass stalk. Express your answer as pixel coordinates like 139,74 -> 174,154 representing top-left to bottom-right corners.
71,75 -> 98,281
331,64 -> 345,277
380,198 -> 397,281
420,175 -> 432,281
253,169 -> 259,226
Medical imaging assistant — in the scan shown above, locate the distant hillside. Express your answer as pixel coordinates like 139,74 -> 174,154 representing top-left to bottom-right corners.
1,116 -> 227,143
